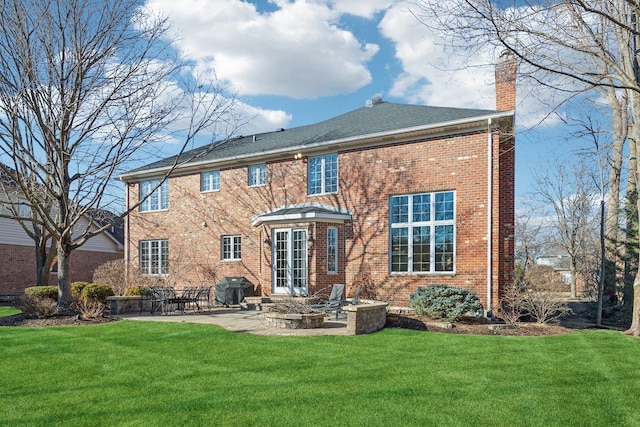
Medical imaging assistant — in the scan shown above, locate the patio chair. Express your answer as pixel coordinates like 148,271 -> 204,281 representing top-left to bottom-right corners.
150,286 -> 177,315
194,286 -> 212,312
312,283 -> 346,320
349,285 -> 362,306
140,286 -> 162,315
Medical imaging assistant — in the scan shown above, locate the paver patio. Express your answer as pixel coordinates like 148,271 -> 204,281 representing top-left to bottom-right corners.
116,308 -> 351,336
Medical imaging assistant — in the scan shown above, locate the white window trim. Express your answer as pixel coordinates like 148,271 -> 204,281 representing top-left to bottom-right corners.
222,235 -> 242,261
201,170 -> 221,192
248,164 -> 266,187
327,227 -> 338,274
140,239 -> 169,276
308,153 -> 338,195
389,191 -> 456,275
139,179 -> 169,212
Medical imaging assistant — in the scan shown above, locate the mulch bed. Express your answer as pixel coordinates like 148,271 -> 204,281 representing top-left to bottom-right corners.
0,312 -> 118,327
385,312 -> 599,336
0,309 -> 616,336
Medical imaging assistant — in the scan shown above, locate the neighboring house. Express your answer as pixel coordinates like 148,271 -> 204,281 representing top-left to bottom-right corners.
119,54 -> 517,311
0,169 -> 124,297
535,247 -> 573,286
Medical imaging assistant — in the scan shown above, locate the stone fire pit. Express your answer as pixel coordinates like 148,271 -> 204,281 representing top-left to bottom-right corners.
263,312 -> 325,329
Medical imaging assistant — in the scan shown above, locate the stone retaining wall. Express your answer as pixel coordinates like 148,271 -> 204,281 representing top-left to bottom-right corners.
107,296 -> 146,315
343,302 -> 388,335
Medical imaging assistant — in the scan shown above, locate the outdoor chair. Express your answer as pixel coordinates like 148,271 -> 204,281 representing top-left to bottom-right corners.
349,285 -> 362,306
140,286 -> 163,315
149,286 -> 177,315
195,285 -> 212,312
312,283 -> 346,320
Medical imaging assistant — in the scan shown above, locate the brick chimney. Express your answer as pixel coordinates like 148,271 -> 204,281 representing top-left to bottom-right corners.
495,50 -> 517,111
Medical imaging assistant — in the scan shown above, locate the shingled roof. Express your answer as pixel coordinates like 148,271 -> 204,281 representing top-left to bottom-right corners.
121,101 -> 510,179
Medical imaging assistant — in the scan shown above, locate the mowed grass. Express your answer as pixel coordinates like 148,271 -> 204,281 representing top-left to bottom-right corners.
0,306 -> 21,317
1,321 -> 639,427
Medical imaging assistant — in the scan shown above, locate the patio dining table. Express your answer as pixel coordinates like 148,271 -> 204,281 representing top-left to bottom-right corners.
149,286 -> 211,315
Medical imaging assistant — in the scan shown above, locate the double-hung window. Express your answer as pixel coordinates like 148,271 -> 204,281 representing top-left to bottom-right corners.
139,179 -> 168,212
390,191 -> 455,273
327,227 -> 338,274
308,154 -> 338,195
201,171 -> 220,192
222,235 -> 242,261
140,239 -> 169,275
249,164 -> 266,187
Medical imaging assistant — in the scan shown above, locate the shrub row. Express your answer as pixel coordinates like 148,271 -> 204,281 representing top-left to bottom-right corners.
24,282 -> 114,304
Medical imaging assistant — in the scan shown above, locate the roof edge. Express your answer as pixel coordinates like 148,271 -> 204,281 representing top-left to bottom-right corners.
119,110 -> 514,182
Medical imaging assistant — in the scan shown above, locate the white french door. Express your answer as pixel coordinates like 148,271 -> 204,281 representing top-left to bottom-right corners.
272,228 -> 308,295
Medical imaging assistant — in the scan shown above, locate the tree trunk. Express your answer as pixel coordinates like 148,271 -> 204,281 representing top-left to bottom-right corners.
625,270 -> 640,336
626,99 -> 640,335
624,135 -> 638,324
56,240 -> 72,307
603,88 -> 626,303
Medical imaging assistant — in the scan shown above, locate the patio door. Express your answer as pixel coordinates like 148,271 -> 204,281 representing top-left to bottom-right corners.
272,228 -> 308,295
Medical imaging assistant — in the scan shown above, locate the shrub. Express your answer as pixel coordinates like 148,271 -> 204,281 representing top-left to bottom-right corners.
124,287 -> 141,296
76,298 -> 105,319
498,280 -> 528,325
93,259 -> 126,295
24,286 -> 58,301
16,295 -> 59,318
350,266 -> 377,300
71,282 -> 91,300
80,283 -> 114,304
410,285 -> 482,321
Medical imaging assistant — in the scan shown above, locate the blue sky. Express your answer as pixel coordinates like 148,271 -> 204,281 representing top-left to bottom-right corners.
142,0 -> 575,202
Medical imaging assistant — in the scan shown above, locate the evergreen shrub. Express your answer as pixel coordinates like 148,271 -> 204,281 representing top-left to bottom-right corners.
71,282 -> 91,300
24,286 -> 58,301
409,285 -> 482,321
79,283 -> 114,304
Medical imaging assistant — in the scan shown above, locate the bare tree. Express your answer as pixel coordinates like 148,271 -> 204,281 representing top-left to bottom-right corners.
514,199 -> 545,278
414,0 -> 640,334
533,158 -> 599,298
0,0 -> 237,305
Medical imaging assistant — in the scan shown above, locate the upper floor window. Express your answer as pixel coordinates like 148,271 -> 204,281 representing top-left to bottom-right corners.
308,153 -> 338,195
327,227 -> 338,274
139,179 -> 168,212
390,191 -> 455,274
140,239 -> 169,275
249,164 -> 266,187
222,235 -> 242,261
201,170 -> 220,192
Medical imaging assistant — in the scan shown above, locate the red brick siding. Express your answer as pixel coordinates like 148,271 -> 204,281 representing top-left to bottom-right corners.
127,126 -> 514,309
0,244 -> 122,296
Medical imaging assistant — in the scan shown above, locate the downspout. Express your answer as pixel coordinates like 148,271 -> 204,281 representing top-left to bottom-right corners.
486,118 -> 493,314
124,183 -> 130,288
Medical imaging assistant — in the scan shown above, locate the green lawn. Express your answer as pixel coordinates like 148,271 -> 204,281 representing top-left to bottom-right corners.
1,321 -> 639,426
0,306 -> 20,317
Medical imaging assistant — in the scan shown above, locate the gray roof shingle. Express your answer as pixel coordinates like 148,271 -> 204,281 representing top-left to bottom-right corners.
123,101 -> 501,177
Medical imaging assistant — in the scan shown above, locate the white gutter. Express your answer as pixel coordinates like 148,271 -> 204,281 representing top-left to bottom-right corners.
486,118 -> 493,313
118,111 -> 514,181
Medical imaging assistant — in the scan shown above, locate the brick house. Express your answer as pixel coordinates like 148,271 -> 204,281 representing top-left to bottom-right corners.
0,165 -> 124,297
120,54 -> 516,311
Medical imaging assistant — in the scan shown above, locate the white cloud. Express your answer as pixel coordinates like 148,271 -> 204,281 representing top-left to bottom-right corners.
324,0 -> 395,19
379,2 -> 566,128
144,0 -> 378,99
237,103 -> 292,135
